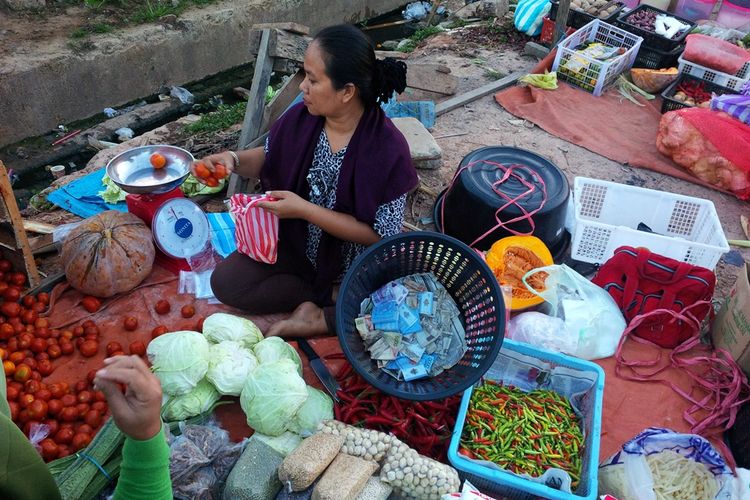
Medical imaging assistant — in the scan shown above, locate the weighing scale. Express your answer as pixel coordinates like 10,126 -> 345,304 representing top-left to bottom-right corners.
106,145 -> 213,275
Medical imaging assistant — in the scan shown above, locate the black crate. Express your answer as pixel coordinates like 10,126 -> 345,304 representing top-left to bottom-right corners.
615,4 -> 696,52
549,0 -> 625,29
633,43 -> 684,69
660,73 -> 735,113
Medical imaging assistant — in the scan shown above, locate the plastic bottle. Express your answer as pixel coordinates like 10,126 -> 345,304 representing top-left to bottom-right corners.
717,0 -> 750,29
674,0 -> 717,20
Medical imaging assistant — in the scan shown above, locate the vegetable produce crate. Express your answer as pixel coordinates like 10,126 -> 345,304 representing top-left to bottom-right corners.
677,56 -> 750,93
661,73 -> 735,113
570,177 -> 729,269
447,339 -> 605,500
552,19 -> 642,96
632,43 -> 683,69
614,5 -> 695,52
549,0 -> 625,29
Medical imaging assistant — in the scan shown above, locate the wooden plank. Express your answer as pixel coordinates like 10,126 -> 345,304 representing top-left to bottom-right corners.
251,22 -> 310,35
407,63 -> 458,95
375,50 -> 408,60
22,220 -> 56,234
261,69 -> 305,135
238,29 -> 275,151
435,71 -> 526,116
553,0 -> 572,45
249,29 -> 310,63
0,161 -> 41,289
227,132 -> 269,197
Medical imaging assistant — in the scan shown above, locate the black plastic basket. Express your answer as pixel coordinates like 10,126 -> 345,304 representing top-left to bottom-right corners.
633,43 -> 683,69
549,0 -> 624,29
615,4 -> 695,52
660,73 -> 734,113
336,232 -> 506,401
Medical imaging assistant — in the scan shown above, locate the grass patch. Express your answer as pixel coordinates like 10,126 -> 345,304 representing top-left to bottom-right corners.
129,0 -> 178,23
184,102 -> 246,134
484,68 -> 504,80
448,18 -> 469,29
397,25 -> 444,53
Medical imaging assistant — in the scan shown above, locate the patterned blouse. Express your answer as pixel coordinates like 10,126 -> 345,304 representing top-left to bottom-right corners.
265,132 -> 407,274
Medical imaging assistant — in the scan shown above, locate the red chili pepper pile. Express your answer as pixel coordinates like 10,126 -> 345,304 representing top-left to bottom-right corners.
676,80 -> 711,104
333,361 -> 460,462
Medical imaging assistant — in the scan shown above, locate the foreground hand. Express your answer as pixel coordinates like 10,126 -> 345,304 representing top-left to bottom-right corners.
94,355 -> 163,441
256,190 -> 309,219
190,151 -> 235,184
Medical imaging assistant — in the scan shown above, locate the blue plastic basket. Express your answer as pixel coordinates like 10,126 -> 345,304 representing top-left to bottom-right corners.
447,339 -> 605,500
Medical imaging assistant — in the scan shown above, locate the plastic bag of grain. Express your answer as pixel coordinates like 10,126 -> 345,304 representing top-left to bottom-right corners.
312,453 -> 378,500
356,476 -> 393,500
223,437 -> 285,500
279,432 -> 345,492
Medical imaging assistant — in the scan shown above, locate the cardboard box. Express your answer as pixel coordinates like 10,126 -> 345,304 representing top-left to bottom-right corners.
713,262 -> 750,374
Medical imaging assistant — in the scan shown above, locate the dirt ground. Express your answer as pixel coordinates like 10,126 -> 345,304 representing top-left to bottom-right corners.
15,12 -> 749,301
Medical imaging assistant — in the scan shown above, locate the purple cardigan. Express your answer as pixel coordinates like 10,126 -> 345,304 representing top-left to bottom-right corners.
260,102 -> 417,304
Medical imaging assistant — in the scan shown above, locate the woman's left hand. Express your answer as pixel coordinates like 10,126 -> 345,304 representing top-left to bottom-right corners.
256,191 -> 310,219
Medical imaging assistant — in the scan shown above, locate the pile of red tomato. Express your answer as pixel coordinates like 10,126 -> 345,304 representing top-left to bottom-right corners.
0,259 -> 121,462
1,256 -> 207,463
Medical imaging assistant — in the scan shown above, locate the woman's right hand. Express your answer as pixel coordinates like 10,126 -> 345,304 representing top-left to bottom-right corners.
191,151 -> 236,184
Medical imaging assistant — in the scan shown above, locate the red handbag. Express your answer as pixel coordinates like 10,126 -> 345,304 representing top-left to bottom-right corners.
592,246 -> 715,348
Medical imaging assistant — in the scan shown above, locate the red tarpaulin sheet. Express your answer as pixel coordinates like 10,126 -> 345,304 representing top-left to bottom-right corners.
42,266 -> 725,462
494,55 -> 728,194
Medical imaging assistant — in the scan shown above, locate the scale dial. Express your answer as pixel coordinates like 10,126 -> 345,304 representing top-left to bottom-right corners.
152,198 -> 210,259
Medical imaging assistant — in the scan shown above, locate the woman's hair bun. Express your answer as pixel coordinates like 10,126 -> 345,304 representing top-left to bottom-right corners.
373,58 -> 408,104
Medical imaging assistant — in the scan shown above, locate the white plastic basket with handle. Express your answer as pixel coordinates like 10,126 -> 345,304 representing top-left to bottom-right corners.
677,56 -> 750,93
571,177 -> 729,269
552,19 -> 643,96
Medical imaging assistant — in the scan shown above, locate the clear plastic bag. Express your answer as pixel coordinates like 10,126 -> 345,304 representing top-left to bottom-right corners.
28,422 -> 51,452
52,221 -> 84,250
522,264 -> 626,360
507,311 -> 577,355
598,428 -> 734,500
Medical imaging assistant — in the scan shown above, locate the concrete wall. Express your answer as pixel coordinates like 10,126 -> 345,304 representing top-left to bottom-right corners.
0,0 -> 404,148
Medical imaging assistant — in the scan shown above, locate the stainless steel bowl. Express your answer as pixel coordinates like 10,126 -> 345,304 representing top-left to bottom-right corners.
106,145 -> 193,195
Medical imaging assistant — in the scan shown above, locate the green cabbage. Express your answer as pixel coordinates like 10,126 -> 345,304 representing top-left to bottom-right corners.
253,431 -> 302,457
239,359 -> 308,436
98,173 -> 128,204
206,341 -> 259,396
202,313 -> 263,349
147,330 -> 210,396
180,174 -> 225,197
288,386 -> 333,435
253,337 -> 303,376
162,378 -> 221,421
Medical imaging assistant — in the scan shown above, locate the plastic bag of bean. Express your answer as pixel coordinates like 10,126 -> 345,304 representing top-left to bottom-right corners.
380,441 -> 460,500
317,420 -> 398,463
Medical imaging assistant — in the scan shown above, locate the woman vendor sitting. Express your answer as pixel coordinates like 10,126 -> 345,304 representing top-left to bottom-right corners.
192,24 -> 418,338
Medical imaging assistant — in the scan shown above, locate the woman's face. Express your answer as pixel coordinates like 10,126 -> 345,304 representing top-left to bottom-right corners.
299,42 -> 354,116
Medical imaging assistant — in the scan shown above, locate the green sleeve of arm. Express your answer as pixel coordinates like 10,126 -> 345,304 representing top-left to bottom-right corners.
113,427 -> 172,500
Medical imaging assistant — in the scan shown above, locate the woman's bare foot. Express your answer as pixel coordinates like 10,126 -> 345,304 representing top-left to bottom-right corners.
266,301 -> 328,338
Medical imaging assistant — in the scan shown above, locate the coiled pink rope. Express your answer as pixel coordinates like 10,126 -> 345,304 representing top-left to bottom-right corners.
615,302 -> 750,469
440,160 -> 548,248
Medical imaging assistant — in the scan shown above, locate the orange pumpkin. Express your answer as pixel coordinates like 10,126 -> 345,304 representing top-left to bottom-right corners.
485,236 -> 553,311
61,211 -> 155,298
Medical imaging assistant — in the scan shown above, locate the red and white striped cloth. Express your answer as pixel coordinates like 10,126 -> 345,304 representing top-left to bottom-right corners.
230,194 -> 279,264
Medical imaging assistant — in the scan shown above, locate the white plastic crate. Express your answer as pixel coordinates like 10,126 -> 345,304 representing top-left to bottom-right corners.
678,56 -> 750,93
552,19 -> 643,96
571,177 -> 729,269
